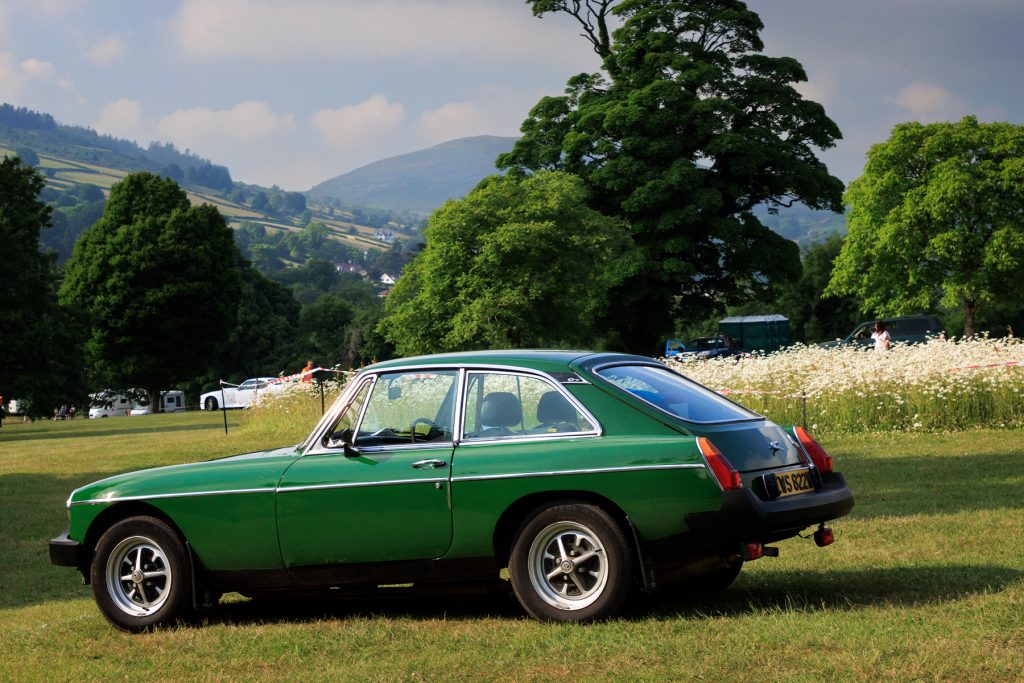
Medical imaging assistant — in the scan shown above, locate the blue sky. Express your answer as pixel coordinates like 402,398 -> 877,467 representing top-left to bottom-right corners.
1,0 -> 1021,190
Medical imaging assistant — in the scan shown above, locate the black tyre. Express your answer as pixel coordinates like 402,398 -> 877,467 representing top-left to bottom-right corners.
508,503 -> 632,622
90,516 -> 192,631
204,396 -> 217,411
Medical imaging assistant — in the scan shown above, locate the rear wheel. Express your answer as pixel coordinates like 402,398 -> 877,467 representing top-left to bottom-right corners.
508,503 -> 631,622
204,396 -> 218,411
90,516 -> 192,631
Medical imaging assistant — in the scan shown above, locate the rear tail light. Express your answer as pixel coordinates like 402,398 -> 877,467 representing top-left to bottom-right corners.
794,426 -> 833,474
697,437 -> 742,490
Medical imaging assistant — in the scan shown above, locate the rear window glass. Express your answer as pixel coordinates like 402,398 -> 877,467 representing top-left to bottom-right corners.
596,364 -> 759,423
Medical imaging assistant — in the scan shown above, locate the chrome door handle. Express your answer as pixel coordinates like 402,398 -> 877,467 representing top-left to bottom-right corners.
411,458 -> 447,469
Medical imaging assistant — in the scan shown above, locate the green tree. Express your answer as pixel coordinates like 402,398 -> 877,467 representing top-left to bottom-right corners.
61,172 -> 243,409
827,116 -> 1024,336
214,265 -> 301,382
0,156 -> 86,418
298,293 -> 355,364
500,0 -> 843,352
379,171 -> 638,355
775,234 -> 861,343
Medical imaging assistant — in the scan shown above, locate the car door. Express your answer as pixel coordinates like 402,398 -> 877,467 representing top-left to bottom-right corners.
276,370 -> 458,567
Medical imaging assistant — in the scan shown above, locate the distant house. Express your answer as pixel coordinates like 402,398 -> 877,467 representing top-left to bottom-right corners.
374,228 -> 395,243
336,262 -> 369,278
377,288 -> 392,298
379,273 -> 396,286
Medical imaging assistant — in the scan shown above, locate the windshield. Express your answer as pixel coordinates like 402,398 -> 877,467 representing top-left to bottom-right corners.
687,338 -> 721,350
595,364 -> 760,424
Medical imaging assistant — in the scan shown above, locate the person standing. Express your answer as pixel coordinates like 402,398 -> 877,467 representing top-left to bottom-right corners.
301,360 -> 315,383
871,320 -> 891,353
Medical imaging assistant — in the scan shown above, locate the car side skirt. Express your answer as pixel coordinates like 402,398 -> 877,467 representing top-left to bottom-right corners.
204,557 -> 500,592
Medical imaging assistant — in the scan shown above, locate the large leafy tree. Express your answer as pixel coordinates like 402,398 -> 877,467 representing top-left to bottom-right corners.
827,116 -> 1024,336
379,171 -> 639,355
0,156 -> 87,418
501,0 -> 844,352
61,173 -> 242,408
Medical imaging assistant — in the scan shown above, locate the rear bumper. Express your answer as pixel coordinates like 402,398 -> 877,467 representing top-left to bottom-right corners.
49,531 -> 83,568
683,472 -> 855,547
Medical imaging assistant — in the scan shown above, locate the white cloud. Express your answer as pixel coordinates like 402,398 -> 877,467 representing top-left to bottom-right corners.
0,53 -> 67,101
892,81 -> 966,121
169,0 -> 591,65
414,102 -> 490,145
312,95 -> 406,149
0,53 -> 22,102
17,0 -> 85,18
86,34 -> 126,66
20,57 -> 55,80
795,71 -> 837,108
94,98 -> 147,142
157,101 -> 294,149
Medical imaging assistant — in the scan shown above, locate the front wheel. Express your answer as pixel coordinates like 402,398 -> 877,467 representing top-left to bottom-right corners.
508,503 -> 632,622
90,516 -> 192,631
204,396 -> 218,411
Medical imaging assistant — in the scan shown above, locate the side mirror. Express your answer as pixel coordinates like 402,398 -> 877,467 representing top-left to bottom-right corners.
323,427 -> 360,458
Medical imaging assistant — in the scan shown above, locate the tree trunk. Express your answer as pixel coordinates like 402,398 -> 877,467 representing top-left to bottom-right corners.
149,387 -> 161,414
963,299 -> 976,338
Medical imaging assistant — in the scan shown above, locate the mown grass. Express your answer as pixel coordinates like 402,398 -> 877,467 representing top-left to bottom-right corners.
1,414 -> 1022,680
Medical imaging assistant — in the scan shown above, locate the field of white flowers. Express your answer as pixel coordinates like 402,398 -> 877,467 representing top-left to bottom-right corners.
667,336 -> 1024,433
241,336 -> 1024,440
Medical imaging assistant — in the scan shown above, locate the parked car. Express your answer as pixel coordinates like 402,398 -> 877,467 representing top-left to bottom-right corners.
50,351 -> 854,630
819,315 -> 944,348
673,335 -> 743,360
200,377 -> 279,411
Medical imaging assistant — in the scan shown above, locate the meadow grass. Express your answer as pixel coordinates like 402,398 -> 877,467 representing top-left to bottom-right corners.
671,336 -> 1024,434
1,414 -> 1021,681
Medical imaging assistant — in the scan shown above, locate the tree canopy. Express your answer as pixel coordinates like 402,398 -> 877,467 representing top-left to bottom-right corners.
61,172 -> 242,408
827,116 -> 1024,336
379,171 -> 638,355
500,0 -> 844,352
0,156 -> 86,417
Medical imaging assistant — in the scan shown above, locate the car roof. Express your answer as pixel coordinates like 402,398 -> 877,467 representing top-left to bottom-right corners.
363,350 -> 652,374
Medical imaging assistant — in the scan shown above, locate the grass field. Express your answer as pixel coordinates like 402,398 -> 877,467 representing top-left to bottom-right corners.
1,414 -> 1021,680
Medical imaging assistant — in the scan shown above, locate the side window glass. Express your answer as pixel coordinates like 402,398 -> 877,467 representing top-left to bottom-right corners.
324,381 -> 371,447
355,371 -> 458,447
463,372 -> 594,440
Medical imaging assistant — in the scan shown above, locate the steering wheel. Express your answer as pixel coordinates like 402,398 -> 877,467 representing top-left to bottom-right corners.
410,417 -> 440,443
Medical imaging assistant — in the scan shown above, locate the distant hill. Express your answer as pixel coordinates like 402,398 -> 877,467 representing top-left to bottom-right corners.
0,102 -> 417,259
754,203 -> 846,245
308,135 -> 519,214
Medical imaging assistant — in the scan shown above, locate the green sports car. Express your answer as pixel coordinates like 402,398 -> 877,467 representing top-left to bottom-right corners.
50,351 -> 854,630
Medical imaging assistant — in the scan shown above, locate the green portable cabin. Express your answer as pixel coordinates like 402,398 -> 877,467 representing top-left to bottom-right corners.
718,314 -> 790,352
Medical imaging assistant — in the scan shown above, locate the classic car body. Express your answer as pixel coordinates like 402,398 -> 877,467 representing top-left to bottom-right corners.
50,351 -> 854,629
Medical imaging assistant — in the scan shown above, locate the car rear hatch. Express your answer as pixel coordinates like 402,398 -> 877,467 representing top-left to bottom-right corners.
696,421 -> 820,500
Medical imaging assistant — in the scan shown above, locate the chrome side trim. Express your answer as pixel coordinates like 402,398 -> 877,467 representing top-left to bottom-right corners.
457,432 -> 600,447
70,474 -> 453,505
70,486 -> 277,506
277,477 -> 447,493
451,463 -> 704,483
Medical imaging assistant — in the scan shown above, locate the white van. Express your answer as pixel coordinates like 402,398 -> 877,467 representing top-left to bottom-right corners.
88,391 -> 136,418
88,390 -> 186,418
130,391 -> 186,416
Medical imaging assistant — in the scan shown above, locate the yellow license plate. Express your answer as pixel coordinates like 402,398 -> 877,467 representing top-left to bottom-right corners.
774,468 -> 815,498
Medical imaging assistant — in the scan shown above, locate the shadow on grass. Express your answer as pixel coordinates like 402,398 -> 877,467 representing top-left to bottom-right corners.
194,563 -> 1022,627
843,450 -> 1024,518
0,421 -> 228,443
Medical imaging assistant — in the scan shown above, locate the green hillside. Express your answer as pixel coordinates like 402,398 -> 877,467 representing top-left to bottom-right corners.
308,135 -> 519,214
0,104 -> 416,261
